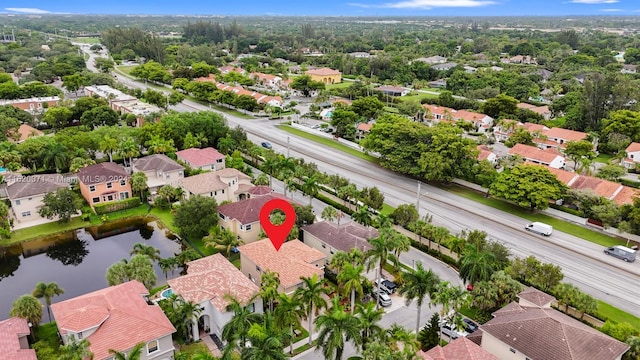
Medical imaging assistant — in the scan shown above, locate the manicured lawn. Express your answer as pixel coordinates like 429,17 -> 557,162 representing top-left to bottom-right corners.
380,203 -> 395,216
33,322 -> 62,357
400,91 -> 439,102
189,97 -> 255,119
445,184 -> 625,248
595,153 -> 615,164
73,37 -> 101,44
117,65 -> 137,75
177,341 -> 211,359
88,204 -> 151,225
190,236 -> 216,256
278,125 -> 377,162
325,82 -> 354,90
597,301 -> 640,329
149,207 -> 179,233
6,217 -> 88,245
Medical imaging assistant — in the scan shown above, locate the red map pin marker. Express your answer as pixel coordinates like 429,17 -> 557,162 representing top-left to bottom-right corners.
260,198 -> 296,251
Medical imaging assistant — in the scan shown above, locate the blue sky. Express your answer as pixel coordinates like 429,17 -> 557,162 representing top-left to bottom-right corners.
2,0 -> 640,16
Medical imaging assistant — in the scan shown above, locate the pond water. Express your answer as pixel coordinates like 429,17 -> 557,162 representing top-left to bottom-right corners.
0,217 -> 183,323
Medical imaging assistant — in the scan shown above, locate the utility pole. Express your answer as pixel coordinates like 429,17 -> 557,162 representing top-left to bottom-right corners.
287,136 -> 290,158
416,181 -> 421,210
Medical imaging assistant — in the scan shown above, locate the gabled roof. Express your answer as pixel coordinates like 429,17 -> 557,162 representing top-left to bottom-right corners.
239,239 -> 325,288
302,221 -> 376,253
0,317 -> 37,360
133,154 -> 184,172
418,337 -> 497,360
547,167 -> 579,185
51,281 -> 175,360
477,145 -> 495,161
522,122 -> 549,133
357,123 -> 373,132
570,176 -> 621,199
480,301 -> 629,360
518,286 -> 555,307
218,193 -> 291,224
612,185 -> 639,205
176,147 -> 225,167
508,143 -> 563,164
626,142 -> 640,153
305,67 -> 341,76
77,162 -> 128,185
168,254 -> 260,312
7,174 -> 67,200
543,127 -> 588,142
8,124 -> 43,143
374,85 -> 406,93
180,168 -> 250,195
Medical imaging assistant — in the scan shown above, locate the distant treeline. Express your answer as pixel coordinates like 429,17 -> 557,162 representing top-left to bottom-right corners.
100,28 -> 165,63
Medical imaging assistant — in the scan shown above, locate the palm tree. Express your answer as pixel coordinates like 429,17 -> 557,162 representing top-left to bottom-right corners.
204,227 -> 244,257
145,136 -> 176,154
458,244 -> 499,285
130,243 -> 161,263
118,137 -> 140,167
10,294 -> 43,328
130,172 -> 148,201
240,313 -> 289,360
390,232 -> 411,258
158,257 -> 178,279
262,156 -> 279,188
59,338 -> 93,360
337,263 -> 365,314
385,323 -> 419,353
32,282 -> 64,322
43,141 -> 70,173
254,173 -> 270,186
354,302 -> 384,352
321,206 -> 338,223
108,342 -> 144,360
260,270 -> 281,313
315,297 -> 362,360
625,336 -> 640,360
430,281 -> 467,327
373,213 -> 392,229
277,156 -> 297,181
163,294 -> 202,342
99,135 -> 119,162
273,293 -> 305,354
222,294 -> 263,349
301,174 -> 320,206
294,274 -> 329,346
352,206 -> 372,226
398,263 -> 441,334
366,229 -> 398,309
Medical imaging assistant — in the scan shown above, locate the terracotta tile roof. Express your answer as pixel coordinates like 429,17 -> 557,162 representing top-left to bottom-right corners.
181,168 -> 249,195
508,143 -> 563,164
422,104 -> 453,116
219,66 -> 245,74
248,185 -> 273,196
357,123 -> 373,132
517,103 -> 551,116
218,193 -> 292,225
133,154 -> 183,172
522,122 -> 548,133
626,142 -> 640,153
250,72 -> 279,81
570,176 -> 622,199
452,109 -> 491,123
547,167 -> 579,185
612,185 -> 639,205
168,254 -> 260,312
6,174 -> 67,200
418,337 -> 498,360
0,317 -> 37,360
302,221 -> 376,253
305,67 -> 341,76
51,281 -> 175,360
239,239 -> 325,288
518,286 -> 555,306
477,145 -> 494,161
77,162 -> 128,185
8,124 -> 43,143
480,302 -> 629,360
176,147 -> 225,167
543,127 -> 588,142
374,85 -> 406,93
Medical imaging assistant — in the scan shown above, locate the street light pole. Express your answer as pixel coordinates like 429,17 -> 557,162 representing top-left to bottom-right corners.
287,136 -> 290,158
416,181 -> 421,210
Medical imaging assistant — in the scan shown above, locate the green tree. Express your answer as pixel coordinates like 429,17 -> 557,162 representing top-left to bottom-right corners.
330,107 -> 359,139
81,105 -> 119,129
490,164 -> 566,212
32,282 -> 64,322
361,187 -> 384,211
315,297 -> 362,360
366,228 -> 399,309
390,204 -> 418,227
130,172 -> 148,201
417,313 -> 440,351
504,128 -> 535,147
69,157 -> 96,173
108,342 -> 144,360
291,75 -> 325,97
352,206 -> 372,226
145,135 -> 176,155
43,106 -> 73,130
222,294 -> 263,349
42,141 -> 70,173
260,270 -> 281,313
564,140 -> 596,171
39,188 -> 82,223
354,302 -> 384,352
321,206 -> 338,223
159,294 -> 202,342
105,255 -> 157,290
204,227 -> 244,257
10,294 -> 43,327
294,274 -> 329,346
59,338 -> 93,360
99,135 -> 118,163
130,243 -> 161,263
459,244 -> 500,284
118,138 -> 140,166
596,164 -> 627,181
398,262 -> 441,334
481,93 -> 518,118
337,263 -> 366,314
173,195 -> 218,241
351,96 -> 385,120
94,57 -> 115,73
273,293 -> 305,354
301,174 -> 320,206
239,314 -> 289,360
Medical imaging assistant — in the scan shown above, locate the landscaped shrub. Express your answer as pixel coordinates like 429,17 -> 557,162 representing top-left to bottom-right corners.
549,204 -> 584,217
94,197 -> 141,215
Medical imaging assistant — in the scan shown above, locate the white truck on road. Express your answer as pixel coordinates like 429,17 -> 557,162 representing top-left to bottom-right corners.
525,222 -> 553,236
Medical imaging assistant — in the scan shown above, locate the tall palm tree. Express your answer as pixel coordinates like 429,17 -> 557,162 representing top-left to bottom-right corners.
294,274 -> 329,346
99,135 -> 119,162
262,156 -> 279,188
10,294 -> 43,331
315,297 -> 362,360
158,257 -> 178,279
260,270 -> 281,313
390,233 -> 411,257
108,342 -> 144,360
240,313 -> 289,360
32,282 -> 64,322
352,206 -> 372,226
59,338 -> 93,360
385,323 -> 419,353
337,263 -> 365,314
118,137 -> 140,167
43,141 -> 70,173
145,136 -> 176,155
430,281 -> 467,326
273,293 -> 305,354
301,174 -> 320,206
354,302 -> 384,352
130,243 -> 161,263
398,263 -> 441,334
163,294 -> 202,342
458,244 -> 499,285
204,227 -> 244,257
222,294 -> 263,349
321,206 -> 338,223
366,229 -> 398,309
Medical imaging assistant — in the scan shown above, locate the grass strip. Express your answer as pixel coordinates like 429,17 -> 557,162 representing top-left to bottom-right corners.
278,125 -> 377,162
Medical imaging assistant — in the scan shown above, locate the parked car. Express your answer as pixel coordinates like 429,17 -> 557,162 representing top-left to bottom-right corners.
439,321 -> 469,339
261,141 -> 272,149
462,318 -> 478,333
374,279 -> 397,295
371,289 -> 392,307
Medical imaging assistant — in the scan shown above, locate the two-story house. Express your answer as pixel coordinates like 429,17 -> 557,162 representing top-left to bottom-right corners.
301,221 -> 375,266
238,239 -> 325,294
176,147 -> 226,171
7,174 -> 68,224
623,142 -> 640,169
418,337 -> 497,360
477,145 -> 498,164
180,168 -> 255,203
217,193 -> 292,244
167,254 -> 262,342
0,96 -> 60,115
508,144 -> 566,169
132,154 -> 184,197
78,163 -> 131,209
51,281 -> 176,360
0,317 -> 37,360
305,67 -> 342,84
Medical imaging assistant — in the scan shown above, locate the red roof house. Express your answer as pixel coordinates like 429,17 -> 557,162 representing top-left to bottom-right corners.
0,317 -> 37,360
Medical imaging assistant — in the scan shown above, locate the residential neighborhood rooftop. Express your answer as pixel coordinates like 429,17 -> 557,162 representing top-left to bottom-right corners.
77,162 -> 128,185
218,193 -> 291,225
176,147 -> 225,167
180,168 -> 250,195
302,221 -> 376,253
7,174 -> 66,200
418,337 -> 497,360
133,154 -> 184,172
305,67 -> 341,76
508,143 -> 563,164
0,317 -> 37,360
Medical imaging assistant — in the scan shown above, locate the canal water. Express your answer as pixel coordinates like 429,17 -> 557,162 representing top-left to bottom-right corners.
0,217 -> 183,323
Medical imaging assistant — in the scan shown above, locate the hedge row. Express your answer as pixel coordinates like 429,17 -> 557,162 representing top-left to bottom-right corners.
94,197 -> 141,215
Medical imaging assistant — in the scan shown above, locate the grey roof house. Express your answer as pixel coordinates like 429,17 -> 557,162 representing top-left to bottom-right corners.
7,174 -> 68,224
132,154 -> 184,196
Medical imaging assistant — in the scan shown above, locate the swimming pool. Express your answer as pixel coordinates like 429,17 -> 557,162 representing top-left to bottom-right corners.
161,288 -> 173,299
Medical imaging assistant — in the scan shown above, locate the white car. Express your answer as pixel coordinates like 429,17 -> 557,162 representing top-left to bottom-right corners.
371,288 -> 392,307
440,321 -> 469,339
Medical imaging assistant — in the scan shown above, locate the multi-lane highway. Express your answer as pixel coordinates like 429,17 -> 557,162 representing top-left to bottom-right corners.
77,46 -> 640,317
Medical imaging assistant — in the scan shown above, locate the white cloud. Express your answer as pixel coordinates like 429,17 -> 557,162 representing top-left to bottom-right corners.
601,8 -> 622,11
4,7 -> 51,14
348,0 -> 496,10
570,0 -> 618,4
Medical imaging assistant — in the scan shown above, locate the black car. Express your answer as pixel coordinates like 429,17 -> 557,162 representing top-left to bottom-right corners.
261,141 -> 272,149
381,279 -> 397,294
462,318 -> 478,333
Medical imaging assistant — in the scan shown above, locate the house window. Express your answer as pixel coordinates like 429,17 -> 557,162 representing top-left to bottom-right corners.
217,158 -> 223,163
245,224 -> 252,231
214,191 -> 217,196
89,185 -> 96,192
147,340 -> 159,354
256,265 -> 261,272
77,332 -> 83,339
15,200 -> 20,205
120,179 -> 126,186
211,165 -> 215,170
106,182 -> 113,189
106,195 -> 114,201
321,243 -> 326,248
21,211 -> 31,217
179,171 -> 183,176
219,213 -> 226,221
28,197 -> 32,201
92,197 -> 100,203
510,348 -> 516,354
246,303 -> 255,313
222,189 -> 225,194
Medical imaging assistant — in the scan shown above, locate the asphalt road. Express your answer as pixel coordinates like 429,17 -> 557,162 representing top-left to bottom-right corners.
76,46 -> 640,317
